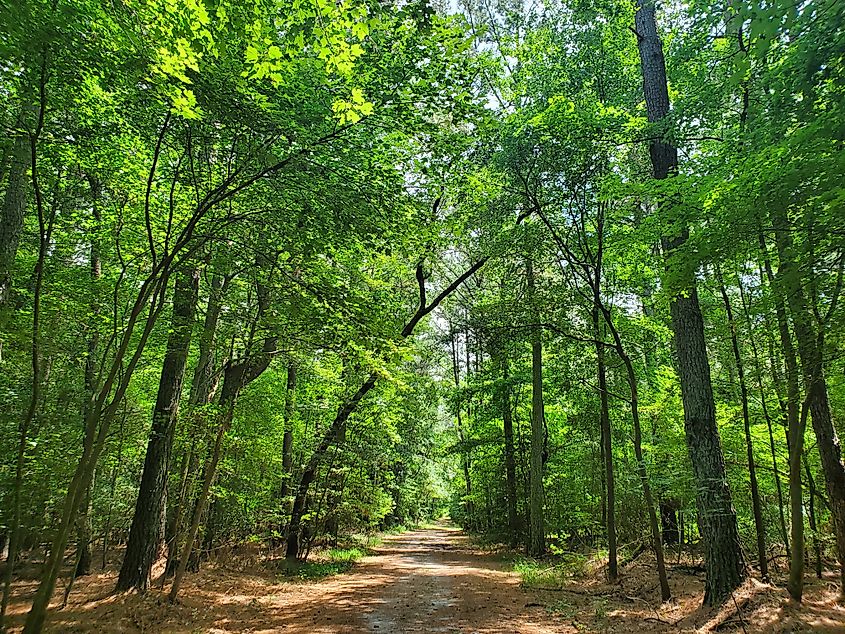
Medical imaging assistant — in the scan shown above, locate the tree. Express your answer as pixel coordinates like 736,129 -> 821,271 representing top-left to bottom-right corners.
634,0 -> 746,605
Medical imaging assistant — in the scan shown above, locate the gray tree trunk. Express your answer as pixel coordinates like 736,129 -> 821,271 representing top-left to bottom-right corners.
0,125 -> 29,306
634,0 -> 745,605
526,259 -> 545,557
116,268 -> 199,592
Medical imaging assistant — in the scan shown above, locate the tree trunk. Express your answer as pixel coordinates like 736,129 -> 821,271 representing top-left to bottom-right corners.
280,361 -> 297,504
740,268 -> 790,559
598,303 -> 671,601
450,324 -> 474,529
188,271 -> 226,407
593,297 -> 616,579
501,355 -> 519,545
165,269 -> 227,574
634,0 -> 746,605
660,501 -> 679,545
803,452 -> 823,579
717,274 -> 767,580
772,207 -> 845,595
759,234 -> 805,600
284,258 -> 494,559
2,99 -> 51,629
74,176 -> 103,581
526,259 -> 545,557
117,268 -> 199,592
169,329 -> 278,599
168,406 -> 230,602
286,375 -> 379,559
0,123 -> 29,306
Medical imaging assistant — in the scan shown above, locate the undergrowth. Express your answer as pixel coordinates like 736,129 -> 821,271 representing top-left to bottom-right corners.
512,552 -> 591,589
276,546 -> 367,581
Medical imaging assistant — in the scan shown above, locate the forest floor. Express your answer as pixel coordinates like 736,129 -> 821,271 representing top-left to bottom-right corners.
4,524 -> 845,633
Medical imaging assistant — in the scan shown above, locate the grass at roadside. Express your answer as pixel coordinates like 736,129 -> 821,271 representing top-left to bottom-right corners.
276,546 -> 368,581
273,522 -> 420,581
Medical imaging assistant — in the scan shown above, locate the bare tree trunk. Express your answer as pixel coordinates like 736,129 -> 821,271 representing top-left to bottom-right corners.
117,268 -> 199,592
634,0 -> 745,605
0,120 -> 29,306
803,452 -> 823,579
717,273 -> 767,580
280,361 -> 297,507
772,207 -> 845,595
526,259 -> 545,557
501,355 -> 519,545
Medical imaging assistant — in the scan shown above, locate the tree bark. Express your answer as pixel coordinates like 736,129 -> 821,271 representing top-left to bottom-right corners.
593,305 -> 616,579
634,0 -> 745,605
280,361 -> 298,503
772,206 -> 845,595
717,273 -> 767,580
0,123 -> 29,306
501,355 -> 520,545
527,259 -> 545,557
74,175 -> 103,581
117,267 -> 199,592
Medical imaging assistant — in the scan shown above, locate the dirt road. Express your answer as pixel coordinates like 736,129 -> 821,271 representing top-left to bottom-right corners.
8,525 -> 845,632
350,525 -> 550,633
6,525 -> 556,633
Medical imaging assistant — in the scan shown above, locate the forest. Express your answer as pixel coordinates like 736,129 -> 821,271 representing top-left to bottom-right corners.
0,0 -> 844,632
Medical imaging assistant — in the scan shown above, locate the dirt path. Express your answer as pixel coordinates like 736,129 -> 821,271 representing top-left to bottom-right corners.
6,525 -> 845,632
349,525 -> 549,633
4,525 -> 556,633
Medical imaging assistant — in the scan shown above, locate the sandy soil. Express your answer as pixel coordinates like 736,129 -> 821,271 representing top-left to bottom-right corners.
4,526 -> 845,633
